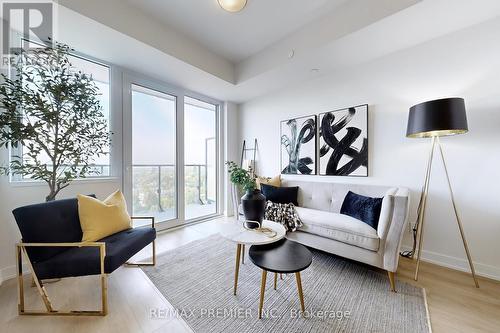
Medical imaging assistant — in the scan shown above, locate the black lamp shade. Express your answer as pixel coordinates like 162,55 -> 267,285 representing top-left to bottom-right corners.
406,98 -> 468,138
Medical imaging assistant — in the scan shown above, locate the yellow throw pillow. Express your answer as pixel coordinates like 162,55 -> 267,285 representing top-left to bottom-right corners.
256,175 -> 281,190
78,190 -> 132,242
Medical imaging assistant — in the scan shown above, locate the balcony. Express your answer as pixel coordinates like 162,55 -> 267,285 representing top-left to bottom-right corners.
132,164 -> 216,223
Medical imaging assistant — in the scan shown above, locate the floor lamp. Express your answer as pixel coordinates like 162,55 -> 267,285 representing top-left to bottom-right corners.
406,97 -> 479,288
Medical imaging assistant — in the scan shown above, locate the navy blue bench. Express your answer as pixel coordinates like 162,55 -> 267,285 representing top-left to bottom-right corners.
12,196 -> 156,316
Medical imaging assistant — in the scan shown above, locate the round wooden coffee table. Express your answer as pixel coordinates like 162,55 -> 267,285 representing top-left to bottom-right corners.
220,219 -> 286,295
249,238 -> 312,319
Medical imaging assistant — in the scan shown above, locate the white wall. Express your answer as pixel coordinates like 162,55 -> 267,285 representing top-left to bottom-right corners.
224,102 -> 240,216
239,18 -> 500,280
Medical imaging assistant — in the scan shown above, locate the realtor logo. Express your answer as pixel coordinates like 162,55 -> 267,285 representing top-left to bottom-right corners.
1,1 -> 53,55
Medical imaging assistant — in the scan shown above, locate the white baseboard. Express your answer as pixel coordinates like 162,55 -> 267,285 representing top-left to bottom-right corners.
400,246 -> 500,281
0,263 -> 30,286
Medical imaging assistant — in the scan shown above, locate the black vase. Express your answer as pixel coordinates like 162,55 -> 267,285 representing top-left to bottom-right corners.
241,189 -> 266,227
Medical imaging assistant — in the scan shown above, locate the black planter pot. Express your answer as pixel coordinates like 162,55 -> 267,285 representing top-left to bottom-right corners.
241,189 -> 266,228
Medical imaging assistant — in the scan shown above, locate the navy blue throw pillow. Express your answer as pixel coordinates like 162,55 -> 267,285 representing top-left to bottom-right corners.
260,184 -> 299,206
340,191 -> 383,230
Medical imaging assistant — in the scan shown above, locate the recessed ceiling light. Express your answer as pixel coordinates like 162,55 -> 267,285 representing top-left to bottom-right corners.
218,0 -> 247,13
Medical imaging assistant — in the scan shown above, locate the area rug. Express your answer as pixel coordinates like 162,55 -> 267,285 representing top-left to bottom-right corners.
142,235 -> 430,333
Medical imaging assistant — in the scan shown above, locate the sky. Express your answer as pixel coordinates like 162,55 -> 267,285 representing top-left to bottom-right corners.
132,89 -> 216,166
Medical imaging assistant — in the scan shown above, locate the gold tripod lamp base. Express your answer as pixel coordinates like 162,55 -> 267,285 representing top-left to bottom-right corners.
413,136 -> 479,288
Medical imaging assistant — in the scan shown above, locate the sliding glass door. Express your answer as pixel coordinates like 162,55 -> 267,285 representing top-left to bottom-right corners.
123,75 -> 221,229
129,84 -> 177,226
184,97 -> 218,220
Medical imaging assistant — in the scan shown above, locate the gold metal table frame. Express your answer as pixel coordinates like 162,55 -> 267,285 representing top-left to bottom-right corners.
257,270 -> 305,319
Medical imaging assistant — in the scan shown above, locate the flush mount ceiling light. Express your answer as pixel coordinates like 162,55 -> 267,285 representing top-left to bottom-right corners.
217,0 -> 247,13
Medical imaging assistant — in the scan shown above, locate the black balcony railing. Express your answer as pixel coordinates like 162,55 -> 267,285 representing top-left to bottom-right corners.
16,164 -> 111,181
132,164 -> 214,214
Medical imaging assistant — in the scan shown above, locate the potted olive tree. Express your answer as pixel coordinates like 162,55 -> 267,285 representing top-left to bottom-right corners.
0,42 -> 110,201
226,161 -> 266,226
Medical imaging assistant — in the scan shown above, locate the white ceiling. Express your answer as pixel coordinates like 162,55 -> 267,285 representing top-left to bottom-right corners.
124,0 -> 348,63
57,0 -> 500,103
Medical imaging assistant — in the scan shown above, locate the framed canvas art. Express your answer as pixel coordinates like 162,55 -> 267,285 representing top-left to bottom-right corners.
319,104 -> 368,176
280,115 -> 317,175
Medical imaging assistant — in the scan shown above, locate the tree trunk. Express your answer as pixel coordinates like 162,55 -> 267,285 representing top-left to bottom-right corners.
47,164 -> 58,202
46,192 -> 57,202
46,181 -> 57,201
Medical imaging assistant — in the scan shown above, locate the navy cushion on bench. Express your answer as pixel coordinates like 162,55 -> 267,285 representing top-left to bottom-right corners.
12,197 -> 95,263
33,227 -> 156,280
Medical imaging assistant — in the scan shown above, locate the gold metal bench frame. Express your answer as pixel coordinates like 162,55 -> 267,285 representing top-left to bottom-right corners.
16,216 -> 155,316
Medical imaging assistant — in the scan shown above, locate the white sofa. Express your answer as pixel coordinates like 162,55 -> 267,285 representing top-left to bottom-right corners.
282,179 -> 410,292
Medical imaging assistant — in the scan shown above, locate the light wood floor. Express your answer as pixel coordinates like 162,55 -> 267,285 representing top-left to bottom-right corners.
1,218 -> 499,333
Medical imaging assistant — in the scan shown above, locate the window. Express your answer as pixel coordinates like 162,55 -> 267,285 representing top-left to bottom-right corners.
66,55 -> 111,177
10,44 -> 111,181
184,97 -> 218,220
131,84 -> 177,221
123,75 -> 221,228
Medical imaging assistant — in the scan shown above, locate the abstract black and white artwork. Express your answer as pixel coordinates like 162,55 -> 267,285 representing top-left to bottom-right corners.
319,104 -> 368,176
280,115 -> 317,175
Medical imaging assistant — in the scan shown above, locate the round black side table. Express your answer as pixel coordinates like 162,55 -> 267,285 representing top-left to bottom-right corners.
249,238 -> 312,319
